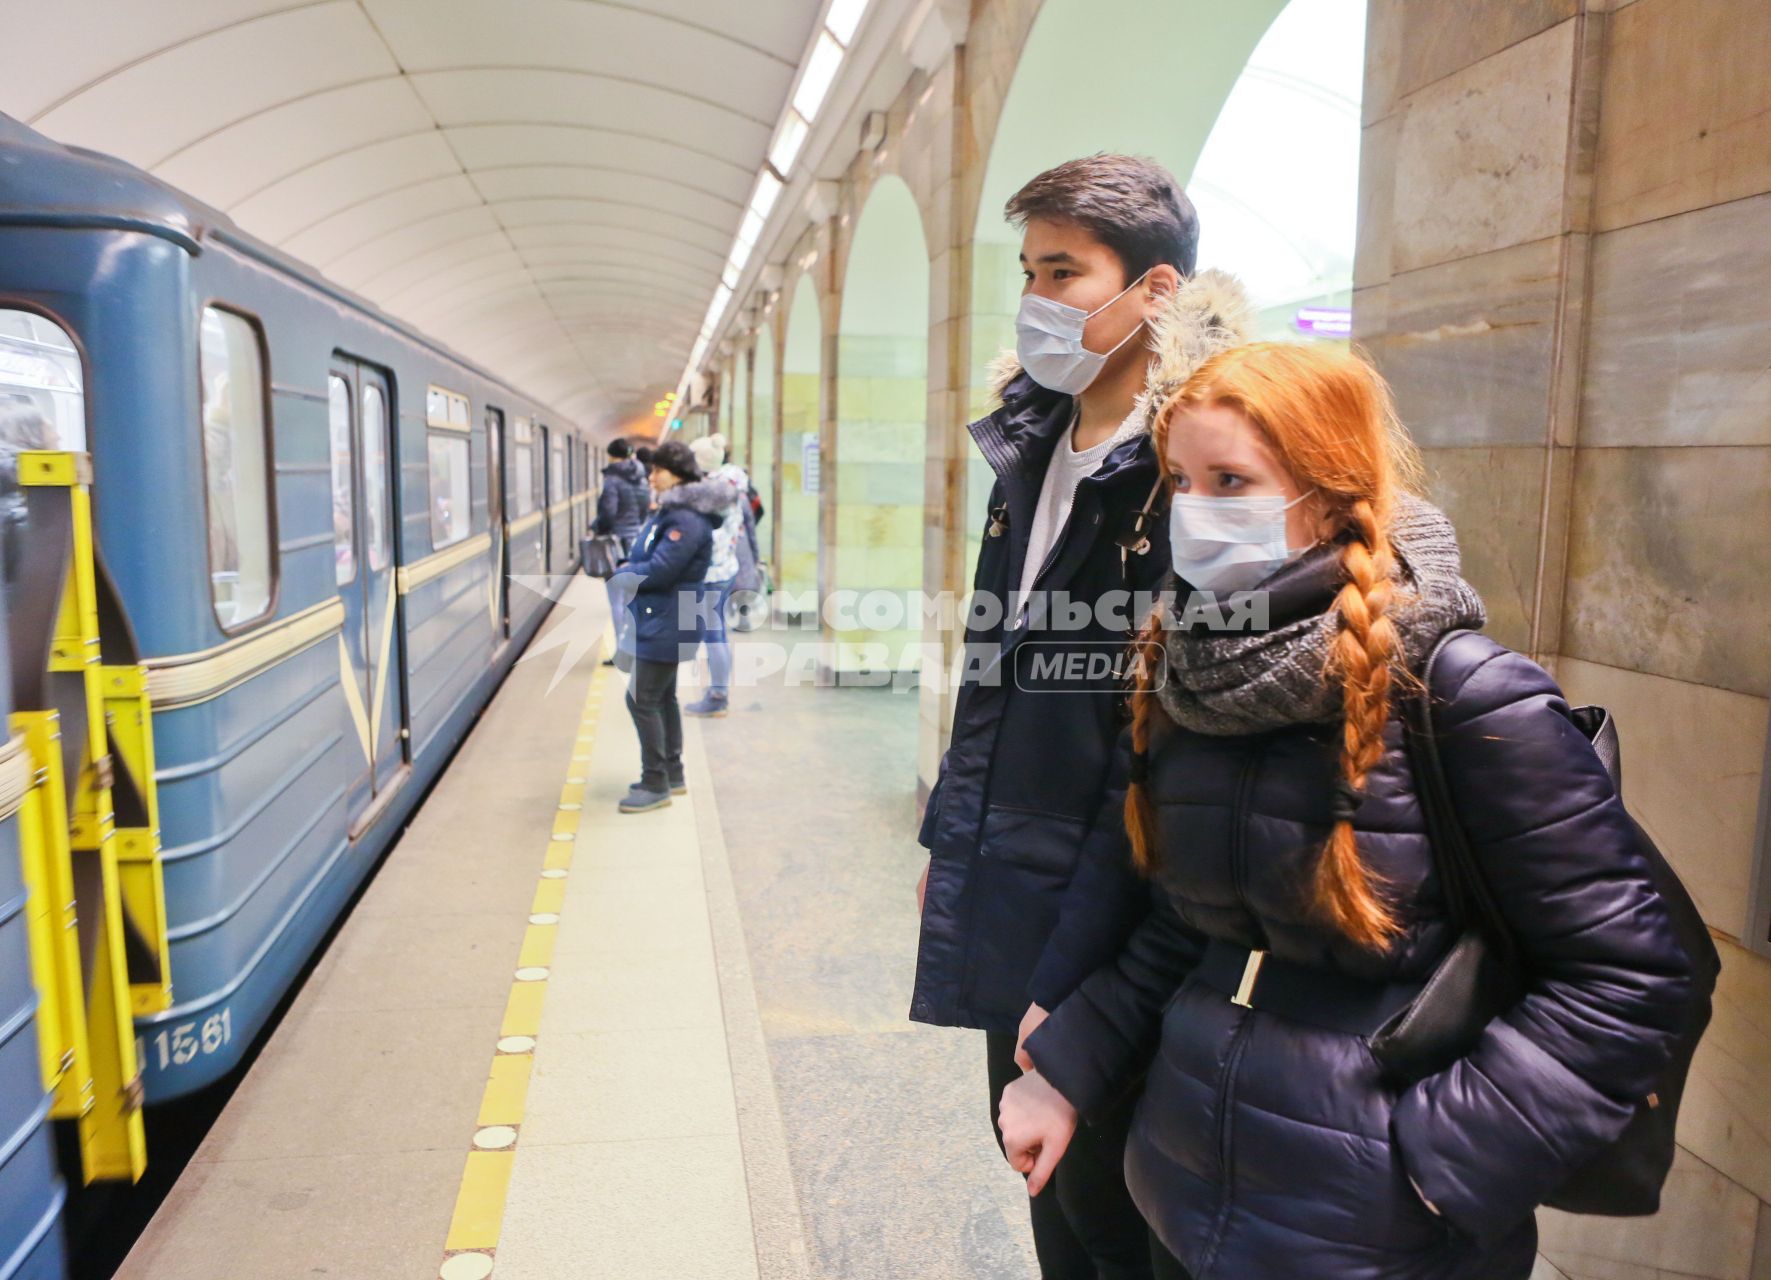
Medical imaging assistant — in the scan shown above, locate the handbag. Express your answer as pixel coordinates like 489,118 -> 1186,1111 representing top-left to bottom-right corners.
1372,629 -> 1720,1216
582,533 -> 624,580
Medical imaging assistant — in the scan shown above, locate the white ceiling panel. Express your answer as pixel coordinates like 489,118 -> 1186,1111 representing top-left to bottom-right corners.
506,223 -> 728,270
382,258 -> 541,312
493,198 -> 731,256
155,78 -> 435,207
2,0 -> 829,429
356,233 -> 523,298
324,204 -> 502,281
3,0 -> 299,118
443,124 -> 755,194
231,131 -> 461,240
285,172 -> 482,265
411,69 -> 768,166
32,4 -> 395,167
471,166 -> 743,218
364,0 -> 792,121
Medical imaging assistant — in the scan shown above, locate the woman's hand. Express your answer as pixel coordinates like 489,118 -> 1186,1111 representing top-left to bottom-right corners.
1013,1002 -> 1049,1073
998,1069 -> 1078,1197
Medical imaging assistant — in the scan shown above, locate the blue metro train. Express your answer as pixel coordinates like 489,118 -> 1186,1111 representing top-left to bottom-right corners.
0,113 -> 604,1276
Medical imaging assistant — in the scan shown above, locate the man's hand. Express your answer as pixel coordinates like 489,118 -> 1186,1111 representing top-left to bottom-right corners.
915,857 -> 930,913
1013,1002 -> 1049,1073
998,1069 -> 1078,1197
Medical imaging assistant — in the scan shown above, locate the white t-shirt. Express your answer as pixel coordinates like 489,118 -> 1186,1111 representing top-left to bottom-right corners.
1014,410 -> 1120,622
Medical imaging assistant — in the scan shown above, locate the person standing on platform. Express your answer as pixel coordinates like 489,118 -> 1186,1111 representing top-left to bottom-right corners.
613,440 -> 716,813
594,437 -> 650,666
683,432 -> 751,717
911,154 -> 1247,1280
996,341 -> 1696,1280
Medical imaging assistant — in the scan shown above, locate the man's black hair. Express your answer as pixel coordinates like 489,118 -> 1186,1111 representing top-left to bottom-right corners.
607,437 -> 632,459
1006,153 -> 1199,282
650,440 -> 701,483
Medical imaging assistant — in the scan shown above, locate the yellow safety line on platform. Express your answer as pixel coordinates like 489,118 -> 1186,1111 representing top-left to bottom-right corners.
438,662 -> 607,1280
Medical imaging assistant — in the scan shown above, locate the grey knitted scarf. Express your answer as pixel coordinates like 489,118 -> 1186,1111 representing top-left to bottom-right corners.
1154,494 -> 1487,736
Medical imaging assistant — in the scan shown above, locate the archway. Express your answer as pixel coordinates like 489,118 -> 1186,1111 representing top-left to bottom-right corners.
830,176 -> 928,680
777,273 -> 822,618
965,0 -> 1364,544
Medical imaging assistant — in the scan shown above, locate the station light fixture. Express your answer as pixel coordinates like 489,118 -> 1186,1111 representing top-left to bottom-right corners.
769,112 -> 810,176
825,0 -> 869,46
792,32 -> 845,122
672,0 -> 869,406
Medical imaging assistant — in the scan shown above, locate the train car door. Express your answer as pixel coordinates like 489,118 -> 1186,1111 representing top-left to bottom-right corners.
486,405 -> 509,639
328,359 -> 406,828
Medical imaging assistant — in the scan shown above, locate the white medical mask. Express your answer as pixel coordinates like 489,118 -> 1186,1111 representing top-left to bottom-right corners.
1167,489 -> 1316,593
1014,269 -> 1152,395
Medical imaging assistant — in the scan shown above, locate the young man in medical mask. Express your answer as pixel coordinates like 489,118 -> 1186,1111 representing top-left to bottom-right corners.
911,154 -> 1249,1279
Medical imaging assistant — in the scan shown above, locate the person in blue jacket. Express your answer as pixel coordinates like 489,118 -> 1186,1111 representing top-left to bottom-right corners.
997,342 -> 1694,1280
611,439 -> 717,813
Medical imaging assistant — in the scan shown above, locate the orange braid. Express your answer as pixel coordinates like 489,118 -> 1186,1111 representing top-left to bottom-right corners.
1124,598 -> 1168,874
1317,497 -> 1404,947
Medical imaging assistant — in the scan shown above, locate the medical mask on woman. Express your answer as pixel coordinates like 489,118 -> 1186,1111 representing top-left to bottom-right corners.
1167,489 -> 1315,593
1014,269 -> 1152,395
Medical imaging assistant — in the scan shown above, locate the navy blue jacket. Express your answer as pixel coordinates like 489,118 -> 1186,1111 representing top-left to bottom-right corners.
1026,603 -> 1695,1278
594,457 -> 649,542
615,493 -> 714,664
909,371 -> 1169,1034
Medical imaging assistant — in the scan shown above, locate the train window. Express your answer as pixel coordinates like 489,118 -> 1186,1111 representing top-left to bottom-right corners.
428,433 -> 470,549
548,433 -> 565,506
362,383 -> 390,571
327,375 -> 355,585
198,306 -> 275,630
0,309 -> 85,452
426,384 -> 470,429
512,415 -> 534,517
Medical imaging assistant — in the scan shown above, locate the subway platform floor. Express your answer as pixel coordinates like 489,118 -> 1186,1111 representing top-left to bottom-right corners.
116,578 -> 1036,1280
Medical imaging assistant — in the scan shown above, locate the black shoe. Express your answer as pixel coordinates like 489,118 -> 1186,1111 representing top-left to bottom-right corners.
667,771 -> 687,796
618,783 -> 671,813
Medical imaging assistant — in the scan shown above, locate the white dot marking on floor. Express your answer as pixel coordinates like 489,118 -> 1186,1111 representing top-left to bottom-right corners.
439,1253 -> 494,1280
474,1126 -> 518,1150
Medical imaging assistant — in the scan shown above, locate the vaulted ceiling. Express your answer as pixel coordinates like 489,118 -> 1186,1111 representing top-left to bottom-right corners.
2,0 -> 828,432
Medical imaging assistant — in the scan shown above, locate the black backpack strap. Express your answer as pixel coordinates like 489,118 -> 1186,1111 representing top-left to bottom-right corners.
1401,630 -> 1521,971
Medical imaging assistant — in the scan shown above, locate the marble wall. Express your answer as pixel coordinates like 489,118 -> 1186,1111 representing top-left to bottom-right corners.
1356,1 -> 1771,1274
829,333 -> 927,675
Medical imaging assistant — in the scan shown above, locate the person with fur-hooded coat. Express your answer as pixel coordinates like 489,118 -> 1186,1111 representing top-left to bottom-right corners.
912,260 -> 1255,1280
912,266 -> 1255,1035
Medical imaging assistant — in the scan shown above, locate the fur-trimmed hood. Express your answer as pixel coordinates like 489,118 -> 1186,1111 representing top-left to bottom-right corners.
986,267 -> 1256,447
658,475 -> 738,516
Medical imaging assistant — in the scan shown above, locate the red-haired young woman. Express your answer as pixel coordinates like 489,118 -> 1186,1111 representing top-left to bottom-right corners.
996,342 -> 1693,1280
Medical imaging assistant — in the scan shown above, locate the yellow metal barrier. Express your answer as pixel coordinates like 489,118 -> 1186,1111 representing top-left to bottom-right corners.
12,449 -> 159,1183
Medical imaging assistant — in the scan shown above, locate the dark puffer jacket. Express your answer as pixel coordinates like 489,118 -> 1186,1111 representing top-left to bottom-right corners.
1026,583 -> 1694,1278
594,457 -> 649,542
614,482 -> 717,664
